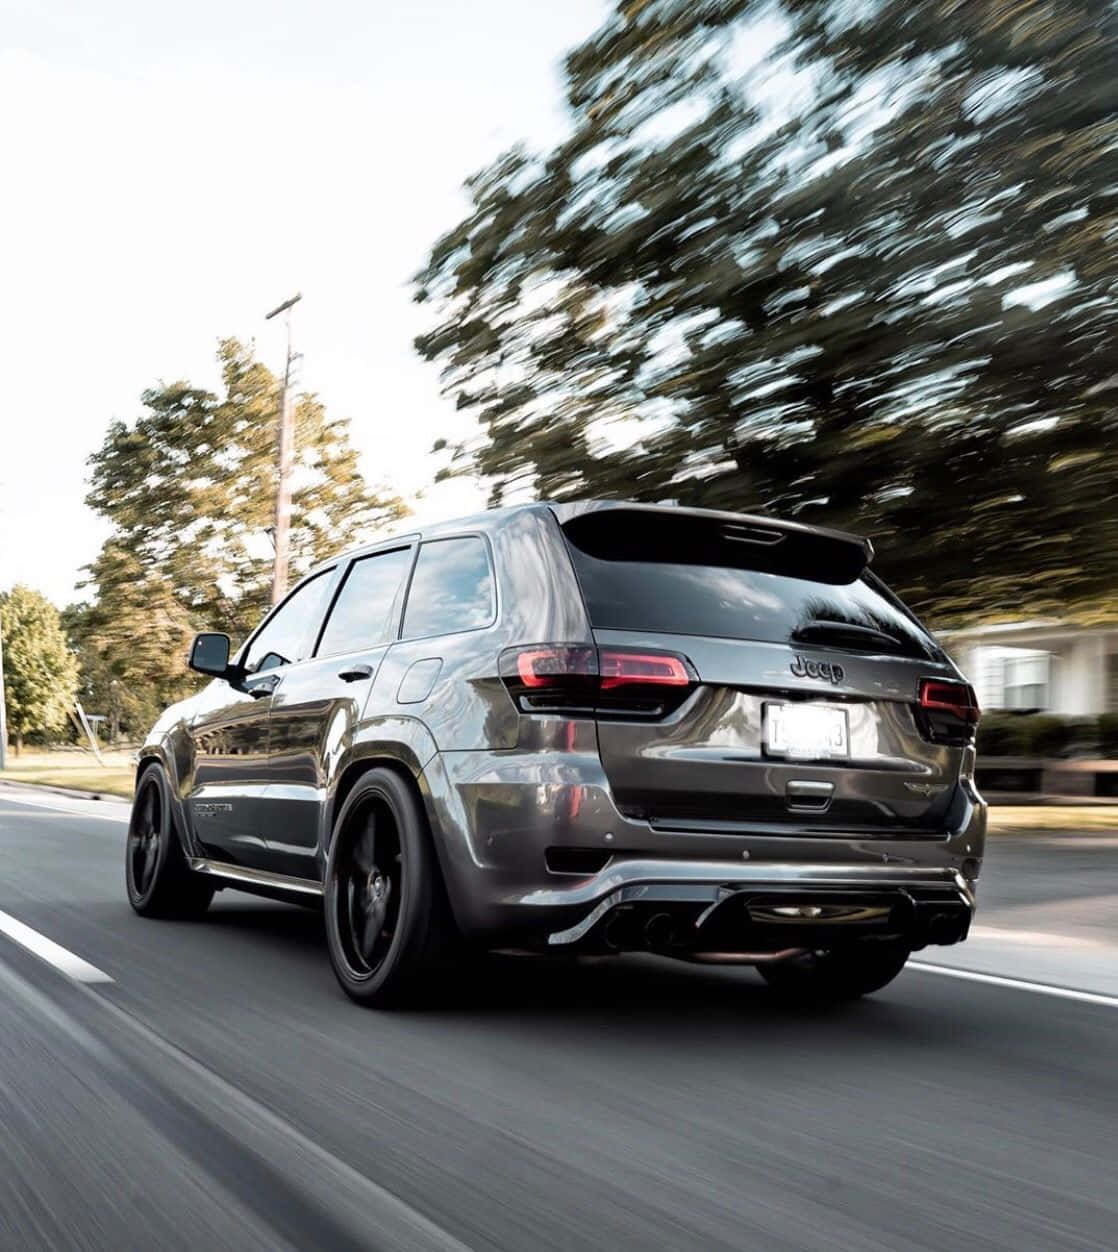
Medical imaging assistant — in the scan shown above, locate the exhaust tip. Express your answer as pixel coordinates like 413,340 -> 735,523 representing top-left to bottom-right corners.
644,913 -> 676,949
602,914 -> 627,950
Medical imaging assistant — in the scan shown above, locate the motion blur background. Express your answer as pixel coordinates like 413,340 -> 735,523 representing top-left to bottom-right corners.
2,0 -> 1116,759
1,6 -> 1118,1250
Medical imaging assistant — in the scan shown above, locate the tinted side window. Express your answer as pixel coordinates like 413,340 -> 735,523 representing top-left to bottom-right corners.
316,547 -> 413,657
401,537 -> 495,640
243,570 -> 334,672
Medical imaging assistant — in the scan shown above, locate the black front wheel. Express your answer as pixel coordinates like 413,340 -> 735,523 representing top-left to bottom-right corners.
126,765 -> 214,918
759,938 -> 910,1002
324,769 -> 456,1008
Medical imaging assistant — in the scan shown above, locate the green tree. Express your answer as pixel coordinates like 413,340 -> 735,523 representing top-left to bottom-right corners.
87,338 -> 406,640
415,0 -> 1118,623
0,586 -> 80,754
64,543 -> 200,741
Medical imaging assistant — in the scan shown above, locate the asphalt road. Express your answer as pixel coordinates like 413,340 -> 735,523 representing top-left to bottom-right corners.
1,787 -> 1117,1251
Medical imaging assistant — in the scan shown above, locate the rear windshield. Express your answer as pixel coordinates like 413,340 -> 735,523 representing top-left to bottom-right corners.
562,510 -> 938,660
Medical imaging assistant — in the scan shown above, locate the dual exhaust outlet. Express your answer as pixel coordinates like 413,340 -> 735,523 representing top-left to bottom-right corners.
603,910 -> 678,952
581,886 -> 970,958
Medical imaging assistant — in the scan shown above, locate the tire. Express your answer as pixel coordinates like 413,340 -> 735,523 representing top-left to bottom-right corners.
324,768 -> 457,1008
759,938 -> 910,1002
126,764 -> 215,918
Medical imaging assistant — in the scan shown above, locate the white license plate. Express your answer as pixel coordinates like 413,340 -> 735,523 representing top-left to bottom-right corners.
765,703 -> 849,760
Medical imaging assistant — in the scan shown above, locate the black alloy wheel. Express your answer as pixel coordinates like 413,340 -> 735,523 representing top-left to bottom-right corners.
335,802 -> 403,978
324,769 -> 455,1007
128,772 -> 163,898
126,764 -> 214,918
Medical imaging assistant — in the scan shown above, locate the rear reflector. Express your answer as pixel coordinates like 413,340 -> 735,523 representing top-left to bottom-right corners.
501,644 -> 695,718
919,678 -> 980,724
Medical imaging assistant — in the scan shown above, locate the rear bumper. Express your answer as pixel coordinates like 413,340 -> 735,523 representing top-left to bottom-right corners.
536,860 -> 974,953
418,748 -> 985,951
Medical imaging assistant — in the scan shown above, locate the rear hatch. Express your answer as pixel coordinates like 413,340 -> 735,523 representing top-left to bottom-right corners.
557,505 -> 975,837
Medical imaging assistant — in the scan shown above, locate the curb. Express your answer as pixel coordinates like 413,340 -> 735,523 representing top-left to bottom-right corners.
0,779 -> 131,806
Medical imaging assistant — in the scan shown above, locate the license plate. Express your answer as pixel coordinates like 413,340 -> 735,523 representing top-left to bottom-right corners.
764,703 -> 849,760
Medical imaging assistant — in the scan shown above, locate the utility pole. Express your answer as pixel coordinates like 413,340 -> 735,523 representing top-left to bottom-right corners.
0,617 -> 7,770
265,292 -> 302,604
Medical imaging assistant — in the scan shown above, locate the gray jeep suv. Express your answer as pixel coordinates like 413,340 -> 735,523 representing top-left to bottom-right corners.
127,500 -> 985,1006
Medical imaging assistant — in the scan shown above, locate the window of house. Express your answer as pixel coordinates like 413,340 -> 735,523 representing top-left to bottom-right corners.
1002,652 -> 1050,710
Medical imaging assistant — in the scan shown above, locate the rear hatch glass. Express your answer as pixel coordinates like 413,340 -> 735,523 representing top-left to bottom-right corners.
561,508 -> 939,661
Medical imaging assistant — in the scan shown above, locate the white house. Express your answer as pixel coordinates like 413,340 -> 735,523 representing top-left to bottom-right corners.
941,621 -> 1118,716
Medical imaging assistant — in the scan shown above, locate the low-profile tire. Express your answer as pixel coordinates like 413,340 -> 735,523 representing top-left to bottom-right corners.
760,938 -> 910,1002
324,768 -> 456,1008
126,764 -> 215,918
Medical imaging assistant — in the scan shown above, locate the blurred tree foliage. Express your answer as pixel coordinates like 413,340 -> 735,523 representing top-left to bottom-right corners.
415,0 -> 1118,623
0,586 -> 80,754
63,545 -> 198,740
86,339 -> 405,643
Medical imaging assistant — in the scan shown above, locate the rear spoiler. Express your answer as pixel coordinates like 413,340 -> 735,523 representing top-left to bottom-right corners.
550,501 -> 872,585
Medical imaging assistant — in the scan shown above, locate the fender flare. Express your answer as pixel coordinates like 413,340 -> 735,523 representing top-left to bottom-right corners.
321,716 -> 441,860
135,743 -> 202,859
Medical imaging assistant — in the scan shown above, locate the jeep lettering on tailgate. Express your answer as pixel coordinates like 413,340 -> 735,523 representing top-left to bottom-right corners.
790,654 -> 845,684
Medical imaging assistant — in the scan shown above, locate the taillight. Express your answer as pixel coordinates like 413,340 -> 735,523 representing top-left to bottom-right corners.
916,677 -> 980,745
919,679 -> 980,722
599,650 -> 691,690
500,645 -> 695,719
516,646 -> 596,689
503,646 -> 598,714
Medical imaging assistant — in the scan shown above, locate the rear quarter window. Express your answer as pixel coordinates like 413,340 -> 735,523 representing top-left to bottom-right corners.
400,536 -> 496,640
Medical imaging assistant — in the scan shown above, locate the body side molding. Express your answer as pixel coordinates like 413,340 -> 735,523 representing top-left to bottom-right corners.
188,858 -> 323,896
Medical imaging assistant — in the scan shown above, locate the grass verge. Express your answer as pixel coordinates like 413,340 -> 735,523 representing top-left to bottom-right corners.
987,805 -> 1118,833
0,750 -> 135,798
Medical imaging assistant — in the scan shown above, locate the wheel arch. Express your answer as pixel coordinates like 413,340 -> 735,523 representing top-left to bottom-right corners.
324,733 -> 467,936
134,744 -> 199,858
325,714 -> 439,837
329,755 -> 426,844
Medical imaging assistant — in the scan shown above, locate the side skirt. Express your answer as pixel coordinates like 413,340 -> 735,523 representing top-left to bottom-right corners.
188,858 -> 324,907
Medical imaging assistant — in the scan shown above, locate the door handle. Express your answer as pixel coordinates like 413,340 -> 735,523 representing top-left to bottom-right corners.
246,675 -> 280,699
338,664 -> 374,683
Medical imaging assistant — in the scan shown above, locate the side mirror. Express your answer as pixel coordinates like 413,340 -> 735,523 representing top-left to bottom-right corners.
189,632 -> 232,677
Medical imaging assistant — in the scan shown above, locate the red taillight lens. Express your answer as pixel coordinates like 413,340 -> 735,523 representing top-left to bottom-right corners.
501,645 -> 599,715
919,678 -> 980,724
516,646 -> 596,688
500,645 -> 695,718
599,650 -> 691,690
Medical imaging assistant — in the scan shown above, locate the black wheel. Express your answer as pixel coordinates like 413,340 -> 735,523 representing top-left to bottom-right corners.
759,938 -> 910,1002
324,769 -> 456,1007
126,765 -> 214,918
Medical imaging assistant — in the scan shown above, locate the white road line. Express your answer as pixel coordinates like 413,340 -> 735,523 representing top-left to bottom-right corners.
909,961 -> 1118,1009
0,910 -> 113,984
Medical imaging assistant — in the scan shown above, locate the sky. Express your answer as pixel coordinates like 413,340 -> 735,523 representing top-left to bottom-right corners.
0,0 -> 608,605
